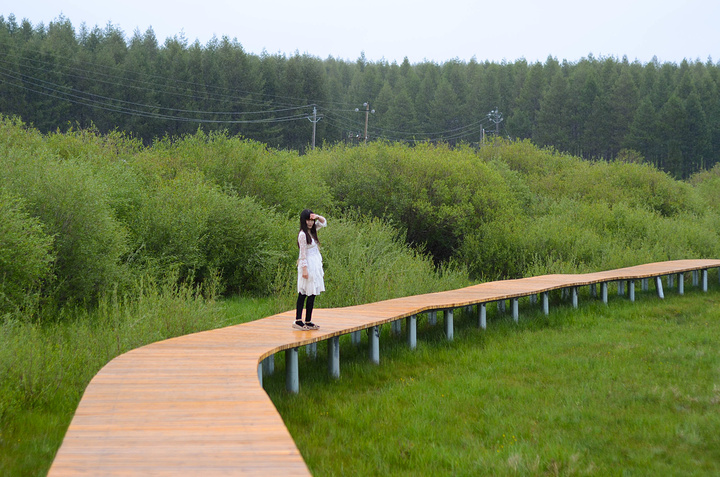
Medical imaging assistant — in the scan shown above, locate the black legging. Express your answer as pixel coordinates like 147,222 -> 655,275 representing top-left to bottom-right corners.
296,293 -> 316,322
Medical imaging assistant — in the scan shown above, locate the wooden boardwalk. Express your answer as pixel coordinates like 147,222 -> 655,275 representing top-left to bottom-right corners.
49,260 -> 720,476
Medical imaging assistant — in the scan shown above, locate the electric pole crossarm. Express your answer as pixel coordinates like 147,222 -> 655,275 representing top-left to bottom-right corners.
487,108 -> 503,136
354,102 -> 375,144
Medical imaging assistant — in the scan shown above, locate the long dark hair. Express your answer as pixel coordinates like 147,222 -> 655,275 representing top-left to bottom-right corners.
299,208 -> 319,246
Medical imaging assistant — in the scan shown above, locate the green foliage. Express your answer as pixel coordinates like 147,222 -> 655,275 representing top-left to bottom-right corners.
138,130 -> 334,216
123,170 -> 292,295
689,163 -> 720,213
0,126 -> 130,309
0,191 -> 55,315
3,116 -> 719,309
201,194 -> 290,295
315,142 -> 521,264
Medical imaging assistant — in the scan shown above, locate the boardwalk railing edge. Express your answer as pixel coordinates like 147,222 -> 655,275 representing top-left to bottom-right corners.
49,259 -> 720,476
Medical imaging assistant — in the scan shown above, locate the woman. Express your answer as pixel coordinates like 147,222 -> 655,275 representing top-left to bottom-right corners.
294,209 -> 326,330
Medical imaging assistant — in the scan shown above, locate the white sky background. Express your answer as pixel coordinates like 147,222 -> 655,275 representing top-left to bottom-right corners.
6,0 -> 720,64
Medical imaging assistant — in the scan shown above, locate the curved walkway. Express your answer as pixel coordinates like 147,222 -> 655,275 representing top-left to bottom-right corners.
49,259 -> 720,476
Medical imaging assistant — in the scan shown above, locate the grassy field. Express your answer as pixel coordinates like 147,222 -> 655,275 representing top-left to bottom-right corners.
266,283 -> 720,476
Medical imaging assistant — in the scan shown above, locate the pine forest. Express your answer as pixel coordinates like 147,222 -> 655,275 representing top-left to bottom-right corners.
1,14 -> 719,178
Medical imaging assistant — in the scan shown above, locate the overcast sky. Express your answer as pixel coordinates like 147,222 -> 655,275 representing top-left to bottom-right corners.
6,0 -> 719,64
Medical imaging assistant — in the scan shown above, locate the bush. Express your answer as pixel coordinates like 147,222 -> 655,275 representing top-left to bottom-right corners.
140,130 -> 334,217
0,192 -> 55,315
125,170 -> 291,295
202,194 -> 291,295
315,142 -> 521,264
1,146 -> 129,310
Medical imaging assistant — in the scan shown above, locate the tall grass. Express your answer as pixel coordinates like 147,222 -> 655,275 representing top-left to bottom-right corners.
266,283 -> 720,476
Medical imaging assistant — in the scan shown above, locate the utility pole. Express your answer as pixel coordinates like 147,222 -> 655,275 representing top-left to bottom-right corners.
306,105 -> 323,150
355,102 -> 375,144
487,108 -> 503,136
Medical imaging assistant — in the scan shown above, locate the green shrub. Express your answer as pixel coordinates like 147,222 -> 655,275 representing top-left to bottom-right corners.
0,192 -> 55,315
44,126 -> 143,164
125,170 -> 291,295
202,194 -> 291,295
690,164 -> 720,213
315,142 -> 521,264
1,147 -> 129,310
140,130 -> 334,217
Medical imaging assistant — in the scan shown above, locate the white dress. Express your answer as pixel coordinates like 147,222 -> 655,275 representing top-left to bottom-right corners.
297,217 -> 326,296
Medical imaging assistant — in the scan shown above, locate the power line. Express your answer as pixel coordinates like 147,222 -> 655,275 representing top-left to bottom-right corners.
0,50 -> 312,110
1,48 -> 500,142
0,63 -> 311,117
0,68 -> 311,124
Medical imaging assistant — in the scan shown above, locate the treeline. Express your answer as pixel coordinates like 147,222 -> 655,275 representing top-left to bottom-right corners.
3,115 -> 720,320
1,14 -> 719,178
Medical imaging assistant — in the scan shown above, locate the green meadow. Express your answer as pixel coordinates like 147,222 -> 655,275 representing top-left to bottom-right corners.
267,284 -> 720,476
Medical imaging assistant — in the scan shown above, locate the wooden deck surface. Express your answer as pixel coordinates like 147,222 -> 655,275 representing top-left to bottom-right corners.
49,259 -> 720,476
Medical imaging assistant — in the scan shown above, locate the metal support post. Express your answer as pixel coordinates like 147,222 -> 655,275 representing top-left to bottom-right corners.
679,273 -> 684,295
572,287 -> 578,308
602,282 -> 608,304
444,309 -> 454,340
655,276 -> 665,299
407,315 -> 417,350
285,348 -> 299,394
328,336 -> 340,379
391,319 -> 402,337
369,326 -> 380,364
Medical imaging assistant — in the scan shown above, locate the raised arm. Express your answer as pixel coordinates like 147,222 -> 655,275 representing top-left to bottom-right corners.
311,214 -> 326,229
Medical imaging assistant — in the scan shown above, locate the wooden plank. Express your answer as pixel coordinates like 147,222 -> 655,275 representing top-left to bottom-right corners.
49,260 -> 720,476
